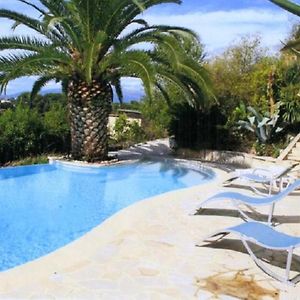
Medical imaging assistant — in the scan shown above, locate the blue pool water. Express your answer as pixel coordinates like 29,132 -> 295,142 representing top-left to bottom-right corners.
0,160 -> 214,271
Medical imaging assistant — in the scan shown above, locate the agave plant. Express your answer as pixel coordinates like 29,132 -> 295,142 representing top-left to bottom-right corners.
237,106 -> 283,144
0,0 -> 213,161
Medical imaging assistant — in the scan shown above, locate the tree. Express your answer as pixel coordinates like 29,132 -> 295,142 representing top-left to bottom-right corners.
268,1 -> 300,130
208,35 -> 270,114
276,60 -> 300,125
16,92 -> 67,113
0,0 -> 213,161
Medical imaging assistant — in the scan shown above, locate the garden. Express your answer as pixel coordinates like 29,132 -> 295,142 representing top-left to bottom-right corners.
0,33 -> 299,165
0,0 -> 298,166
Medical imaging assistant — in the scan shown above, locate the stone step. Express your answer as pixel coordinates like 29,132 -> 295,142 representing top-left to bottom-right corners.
287,155 -> 300,162
277,133 -> 300,161
291,148 -> 300,156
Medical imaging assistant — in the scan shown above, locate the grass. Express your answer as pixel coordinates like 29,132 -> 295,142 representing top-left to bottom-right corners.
4,154 -> 51,167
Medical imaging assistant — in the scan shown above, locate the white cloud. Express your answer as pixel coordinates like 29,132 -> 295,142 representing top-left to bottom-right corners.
144,8 -> 292,54
0,7 -> 295,96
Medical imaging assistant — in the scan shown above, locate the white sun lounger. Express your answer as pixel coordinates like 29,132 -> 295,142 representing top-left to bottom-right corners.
224,163 -> 298,195
204,222 -> 300,285
199,179 -> 300,225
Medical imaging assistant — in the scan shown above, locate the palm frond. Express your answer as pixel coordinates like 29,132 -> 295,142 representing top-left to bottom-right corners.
39,0 -> 70,16
30,75 -> 58,103
18,0 -> 47,15
0,8 -> 67,45
0,36 -> 53,52
0,51 -> 71,72
179,57 -> 214,99
155,68 -> 196,106
130,18 -> 149,27
269,0 -> 300,17
155,82 -> 172,106
0,9 -> 45,34
0,0 -> 213,108
108,50 -> 155,99
120,25 -> 197,46
131,0 -> 145,11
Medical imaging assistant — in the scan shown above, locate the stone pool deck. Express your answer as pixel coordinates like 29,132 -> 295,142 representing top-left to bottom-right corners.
0,162 -> 299,299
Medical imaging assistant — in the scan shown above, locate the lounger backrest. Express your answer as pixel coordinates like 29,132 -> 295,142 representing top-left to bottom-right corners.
271,179 -> 300,202
275,162 -> 299,178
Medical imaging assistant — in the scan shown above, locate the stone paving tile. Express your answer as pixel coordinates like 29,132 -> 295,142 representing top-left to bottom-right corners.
0,164 -> 299,299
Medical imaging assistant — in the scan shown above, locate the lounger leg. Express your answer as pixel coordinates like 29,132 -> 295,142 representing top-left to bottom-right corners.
251,185 -> 268,196
232,201 -> 256,222
203,232 -> 230,243
268,203 -> 275,225
240,238 -> 295,286
279,177 -> 284,192
286,248 -> 293,283
268,179 -> 273,195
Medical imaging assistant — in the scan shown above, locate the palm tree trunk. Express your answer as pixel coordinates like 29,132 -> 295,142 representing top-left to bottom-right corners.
68,79 -> 112,161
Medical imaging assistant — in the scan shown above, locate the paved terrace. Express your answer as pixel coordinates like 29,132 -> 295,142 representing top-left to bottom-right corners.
115,138 -> 174,160
0,141 -> 299,299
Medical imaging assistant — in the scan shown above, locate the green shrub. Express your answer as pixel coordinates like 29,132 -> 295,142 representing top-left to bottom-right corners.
140,97 -> 171,139
0,103 -> 44,163
0,98 -> 70,165
43,102 -> 70,152
254,141 -> 281,157
112,113 -> 145,148
127,121 -> 146,144
113,113 -> 130,145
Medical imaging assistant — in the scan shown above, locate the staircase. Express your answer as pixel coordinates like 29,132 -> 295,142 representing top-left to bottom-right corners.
277,133 -> 300,162
288,141 -> 300,162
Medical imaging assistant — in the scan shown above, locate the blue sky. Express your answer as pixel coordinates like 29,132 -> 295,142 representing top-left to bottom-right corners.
0,0 -> 297,98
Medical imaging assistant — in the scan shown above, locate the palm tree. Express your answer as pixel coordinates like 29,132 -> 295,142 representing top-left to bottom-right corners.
0,0 -> 213,161
269,0 -> 300,15
270,0 -> 300,52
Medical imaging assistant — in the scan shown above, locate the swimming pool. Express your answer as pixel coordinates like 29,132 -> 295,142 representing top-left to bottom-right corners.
0,159 -> 214,271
